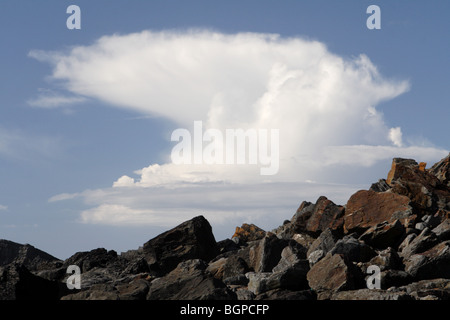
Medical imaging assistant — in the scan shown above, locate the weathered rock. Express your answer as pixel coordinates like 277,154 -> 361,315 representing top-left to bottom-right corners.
404,241 -> 450,280
143,216 -> 219,276
380,270 -> 412,289
429,153 -> 450,187
0,239 -> 61,272
330,235 -> 376,263
232,223 -> 266,244
330,288 -> 412,300
370,179 -> 391,193
147,259 -> 236,300
249,233 -> 288,272
0,264 -> 68,300
386,157 -> 450,214
255,289 -> 316,300
395,278 -> 450,300
272,241 -> 307,273
307,253 -> 363,295
344,189 -> 414,234
307,250 -> 325,267
305,196 -> 345,236
61,283 -> 119,300
432,218 -> 450,241
399,227 -> 438,258
368,247 -> 402,271
63,248 -> 119,274
359,219 -> 405,249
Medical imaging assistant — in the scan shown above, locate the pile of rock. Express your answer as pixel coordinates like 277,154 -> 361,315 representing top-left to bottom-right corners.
0,154 -> 449,300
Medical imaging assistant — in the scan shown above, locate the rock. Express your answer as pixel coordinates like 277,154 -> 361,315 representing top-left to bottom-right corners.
329,235 -> 377,263
386,157 -> 450,214
255,289 -> 316,300
359,219 -> 405,249
399,227 -> 438,258
249,233 -> 288,272
344,189 -> 414,234
307,250 -> 325,267
307,253 -> 363,295
0,264 -> 68,300
380,270 -> 412,289
395,278 -> 450,300
305,196 -> 345,236
63,248 -> 119,274
330,288 -> 412,300
429,153 -> 450,187
147,259 -> 236,300
116,278 -> 150,300
143,216 -> 219,276
307,228 -> 340,258
404,241 -> 450,280
370,179 -> 391,193
368,247 -> 402,271
61,283 -> 119,300
272,241 -> 307,273
289,201 -> 316,234
432,218 -> 450,241
231,223 -> 266,244
0,239 -> 61,272
217,238 -> 240,254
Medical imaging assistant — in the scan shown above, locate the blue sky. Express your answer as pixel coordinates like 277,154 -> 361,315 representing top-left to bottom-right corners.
0,1 -> 449,259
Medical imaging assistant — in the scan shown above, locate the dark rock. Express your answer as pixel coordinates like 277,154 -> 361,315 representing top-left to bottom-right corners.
330,288 -> 412,300
143,216 -> 219,276
217,238 -> 240,254
63,248 -> 118,273
359,219 -> 405,249
370,179 -> 391,192
432,218 -> 450,241
380,270 -> 412,289
0,264 -> 68,300
404,240 -> 450,280
399,227 -> 438,258
395,278 -> 450,300
0,239 -> 61,271
147,259 -> 236,300
330,235 -> 377,263
429,153 -> 450,187
368,247 -> 402,271
249,233 -> 288,272
255,289 -> 316,300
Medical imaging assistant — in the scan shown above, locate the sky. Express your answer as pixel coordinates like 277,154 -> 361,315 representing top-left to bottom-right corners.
0,1 -> 449,259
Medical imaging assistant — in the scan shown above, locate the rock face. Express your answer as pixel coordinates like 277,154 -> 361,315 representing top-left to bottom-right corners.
143,215 -> 219,276
1,154 -> 450,300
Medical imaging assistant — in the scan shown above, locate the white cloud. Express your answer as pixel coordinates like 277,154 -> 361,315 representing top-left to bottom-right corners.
27,93 -> 86,109
0,205 -> 8,211
37,30 -> 448,229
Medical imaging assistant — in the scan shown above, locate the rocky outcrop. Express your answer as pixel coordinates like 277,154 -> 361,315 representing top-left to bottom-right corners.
1,154 -> 449,300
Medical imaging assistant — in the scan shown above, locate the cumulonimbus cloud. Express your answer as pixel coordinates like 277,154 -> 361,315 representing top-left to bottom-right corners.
35,30 -> 448,227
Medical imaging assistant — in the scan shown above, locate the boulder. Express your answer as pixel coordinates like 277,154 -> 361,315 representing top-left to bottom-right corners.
399,227 -> 438,258
147,259 -> 236,300
307,253 -> 363,296
359,219 -> 405,249
232,223 -> 266,244
305,196 -> 345,236
429,153 -> 450,187
249,233 -> 288,272
143,216 -> 219,276
344,189 -> 414,234
404,240 -> 450,280
432,218 -> 450,241
368,247 -> 402,271
329,235 -> 376,263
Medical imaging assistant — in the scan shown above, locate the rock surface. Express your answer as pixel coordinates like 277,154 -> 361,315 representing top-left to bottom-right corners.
1,154 -> 450,300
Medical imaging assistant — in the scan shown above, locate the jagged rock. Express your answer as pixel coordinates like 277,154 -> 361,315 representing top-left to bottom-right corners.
432,218 -> 450,241
272,241 -> 307,273
330,288 -> 412,300
370,179 -> 391,192
217,238 -> 240,254
255,289 -> 316,300
232,223 -> 266,244
249,233 -> 288,272
359,219 -> 405,249
147,259 -> 236,300
304,196 -> 345,236
307,228 -> 340,258
307,250 -> 325,267
329,235 -> 376,263
289,201 -> 316,234
0,239 -> 61,272
404,241 -> 450,280
61,283 -> 119,300
429,153 -> 450,187
394,278 -> 450,300
380,270 -> 412,289
306,253 -> 363,296
399,227 -> 438,258
386,157 -> 450,214
63,248 -> 119,274
344,189 -> 414,234
0,264 -> 68,300
368,247 -> 402,271
143,216 -> 219,276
